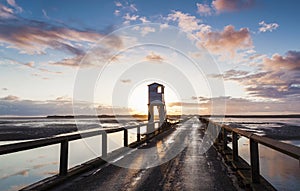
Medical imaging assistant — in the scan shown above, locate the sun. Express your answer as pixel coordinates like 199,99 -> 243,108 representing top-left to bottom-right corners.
127,81 -> 182,116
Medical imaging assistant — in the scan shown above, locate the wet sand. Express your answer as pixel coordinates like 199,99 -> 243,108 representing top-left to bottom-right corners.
0,125 -> 79,141
0,120 -> 117,141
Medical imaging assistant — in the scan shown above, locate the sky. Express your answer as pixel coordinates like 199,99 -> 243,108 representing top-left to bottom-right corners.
0,0 -> 300,116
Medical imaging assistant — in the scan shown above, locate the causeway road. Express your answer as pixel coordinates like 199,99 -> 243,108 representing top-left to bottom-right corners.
51,117 -> 237,191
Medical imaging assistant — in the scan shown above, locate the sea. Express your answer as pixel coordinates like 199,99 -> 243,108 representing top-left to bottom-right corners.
0,117 -> 299,191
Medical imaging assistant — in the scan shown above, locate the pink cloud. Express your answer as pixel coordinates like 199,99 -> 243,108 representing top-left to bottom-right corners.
50,46 -> 120,68
210,51 -> 300,100
49,55 -> 83,68
24,61 -> 34,68
145,52 -> 164,62
212,0 -> 255,12
263,51 -> 300,71
199,25 -> 252,57
0,20 -> 104,55
0,17 -> 123,68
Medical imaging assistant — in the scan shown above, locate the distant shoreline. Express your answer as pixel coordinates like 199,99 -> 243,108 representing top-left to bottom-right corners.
0,114 -> 300,119
47,114 -> 300,118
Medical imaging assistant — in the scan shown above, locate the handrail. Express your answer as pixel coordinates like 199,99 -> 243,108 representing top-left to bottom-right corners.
209,120 -> 300,160
0,122 -> 160,155
201,117 -> 300,186
0,121 -> 162,176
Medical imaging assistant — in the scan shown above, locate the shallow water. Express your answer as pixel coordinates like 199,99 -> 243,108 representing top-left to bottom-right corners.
219,117 -> 300,191
228,137 -> 300,191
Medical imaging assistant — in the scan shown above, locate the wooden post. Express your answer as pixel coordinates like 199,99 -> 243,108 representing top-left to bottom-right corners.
217,126 -> 222,144
232,132 -> 239,161
59,140 -> 68,176
211,122 -> 215,139
102,132 -> 107,157
137,126 -> 141,142
222,128 -> 227,150
250,139 -> 260,183
124,129 -> 128,147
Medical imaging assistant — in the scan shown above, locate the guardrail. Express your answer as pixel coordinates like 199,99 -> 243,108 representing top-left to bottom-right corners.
200,117 -> 300,185
0,121 -> 164,176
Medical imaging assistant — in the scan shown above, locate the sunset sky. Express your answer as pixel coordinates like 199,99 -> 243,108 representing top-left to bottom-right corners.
0,0 -> 300,116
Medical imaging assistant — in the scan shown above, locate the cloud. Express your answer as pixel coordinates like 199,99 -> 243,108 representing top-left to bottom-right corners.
197,3 -> 213,16
165,11 -> 252,59
123,13 -> 139,21
49,55 -> 83,68
1,95 -> 19,101
209,69 -> 250,79
0,18 -> 103,55
0,3 -> 14,18
0,95 -> 88,116
113,3 -> 147,26
55,95 -> 71,102
115,2 -> 122,7
2,88 -> 8,91
259,21 -> 279,33
24,61 -> 34,68
168,102 -> 200,108
0,15 -> 123,68
196,0 -> 255,16
50,44 -> 121,68
42,9 -> 49,19
114,1 -> 138,19
210,51 -> 300,100
4,57 -> 63,76
7,0 -> 22,13
140,26 -> 155,36
199,25 -> 253,58
139,17 -> 149,23
160,23 -> 169,30
133,26 -> 155,36
212,0 -> 255,12
167,11 -> 203,33
145,52 -> 164,62
114,9 -> 120,16
263,51 -> 300,71
246,51 -> 300,98
120,79 -> 131,83
122,13 -> 149,25
129,4 -> 138,12
166,11 -> 253,58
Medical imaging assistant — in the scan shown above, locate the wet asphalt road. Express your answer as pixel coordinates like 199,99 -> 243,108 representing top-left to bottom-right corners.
51,117 -> 237,191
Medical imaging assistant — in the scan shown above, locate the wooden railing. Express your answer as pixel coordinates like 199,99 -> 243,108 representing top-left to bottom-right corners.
200,117 -> 300,185
0,121 -> 164,176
